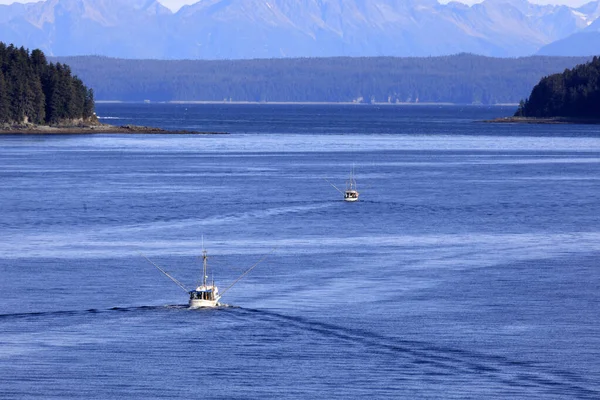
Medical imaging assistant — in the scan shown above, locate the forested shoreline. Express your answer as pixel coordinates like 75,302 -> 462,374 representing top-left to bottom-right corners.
3,40 -> 595,125
516,56 -> 600,118
56,54 -> 591,104
0,43 -> 95,126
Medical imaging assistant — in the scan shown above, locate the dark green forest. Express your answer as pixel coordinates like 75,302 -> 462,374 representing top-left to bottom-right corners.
0,43 -> 94,125
516,56 -> 600,118
56,54 -> 591,104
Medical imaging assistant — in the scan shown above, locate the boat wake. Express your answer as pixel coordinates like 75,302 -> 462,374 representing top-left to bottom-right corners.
0,305 -> 183,321
1,305 -> 597,398
0,303 -> 243,321
225,307 -> 599,399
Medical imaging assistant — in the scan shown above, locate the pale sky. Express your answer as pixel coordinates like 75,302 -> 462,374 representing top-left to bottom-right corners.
0,0 -> 593,12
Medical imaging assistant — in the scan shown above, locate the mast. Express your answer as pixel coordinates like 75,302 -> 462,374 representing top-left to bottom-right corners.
202,249 -> 208,287
347,168 -> 356,191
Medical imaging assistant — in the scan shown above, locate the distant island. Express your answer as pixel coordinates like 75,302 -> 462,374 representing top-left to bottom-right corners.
490,56 -> 600,123
56,54 -> 591,105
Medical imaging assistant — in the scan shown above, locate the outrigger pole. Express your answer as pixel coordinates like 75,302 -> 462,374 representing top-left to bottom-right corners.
323,178 -> 344,195
140,253 -> 190,292
220,247 -> 278,296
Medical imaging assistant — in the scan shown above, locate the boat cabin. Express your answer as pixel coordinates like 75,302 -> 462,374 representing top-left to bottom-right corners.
190,289 -> 217,301
344,190 -> 359,201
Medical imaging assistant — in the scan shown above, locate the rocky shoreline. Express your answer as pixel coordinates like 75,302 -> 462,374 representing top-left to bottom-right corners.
484,116 -> 600,124
0,123 -> 228,135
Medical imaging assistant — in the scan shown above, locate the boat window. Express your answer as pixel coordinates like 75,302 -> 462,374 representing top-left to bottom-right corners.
190,291 -> 215,301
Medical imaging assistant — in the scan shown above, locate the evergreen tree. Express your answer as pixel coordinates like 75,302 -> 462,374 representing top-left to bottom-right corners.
28,78 -> 46,124
0,70 -> 9,123
0,41 -> 95,125
517,56 -> 600,118
83,88 -> 95,119
30,49 -> 47,75
42,63 -> 61,124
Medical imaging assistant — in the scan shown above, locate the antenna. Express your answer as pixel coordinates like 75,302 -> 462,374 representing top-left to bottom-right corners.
220,247 -> 278,296
140,253 -> 189,293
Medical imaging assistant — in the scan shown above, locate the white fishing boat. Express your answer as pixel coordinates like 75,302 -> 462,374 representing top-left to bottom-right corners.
344,170 -> 359,202
325,169 -> 360,202
142,243 -> 273,308
188,249 -> 220,308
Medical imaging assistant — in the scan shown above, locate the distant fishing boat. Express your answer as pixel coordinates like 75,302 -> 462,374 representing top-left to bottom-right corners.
343,170 -> 359,202
325,169 -> 360,202
142,244 -> 273,308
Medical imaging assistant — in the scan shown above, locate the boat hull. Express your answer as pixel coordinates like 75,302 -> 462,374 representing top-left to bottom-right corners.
344,197 -> 359,202
189,298 -> 220,308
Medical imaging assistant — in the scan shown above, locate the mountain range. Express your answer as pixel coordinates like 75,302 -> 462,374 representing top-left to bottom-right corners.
1,0 -> 599,59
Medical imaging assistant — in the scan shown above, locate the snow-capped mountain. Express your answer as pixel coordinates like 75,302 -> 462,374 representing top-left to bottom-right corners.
0,0 -> 599,59
0,0 -> 172,58
537,1 -> 600,56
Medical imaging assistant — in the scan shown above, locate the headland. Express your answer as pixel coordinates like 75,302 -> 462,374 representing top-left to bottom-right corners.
484,117 -> 600,125
0,122 -> 228,135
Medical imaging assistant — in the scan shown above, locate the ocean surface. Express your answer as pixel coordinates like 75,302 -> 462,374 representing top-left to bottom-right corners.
1,104 -> 599,399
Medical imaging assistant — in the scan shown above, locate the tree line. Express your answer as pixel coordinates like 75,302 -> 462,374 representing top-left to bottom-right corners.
55,54 -> 591,104
516,56 -> 600,118
0,42 -> 95,125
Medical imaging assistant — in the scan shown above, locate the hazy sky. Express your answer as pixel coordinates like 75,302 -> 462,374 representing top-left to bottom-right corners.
0,0 -> 593,12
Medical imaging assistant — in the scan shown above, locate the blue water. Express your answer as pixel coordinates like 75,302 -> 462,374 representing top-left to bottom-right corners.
1,104 -> 599,399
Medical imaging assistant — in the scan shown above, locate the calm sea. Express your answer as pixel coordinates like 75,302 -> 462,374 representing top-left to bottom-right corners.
1,104 -> 599,399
